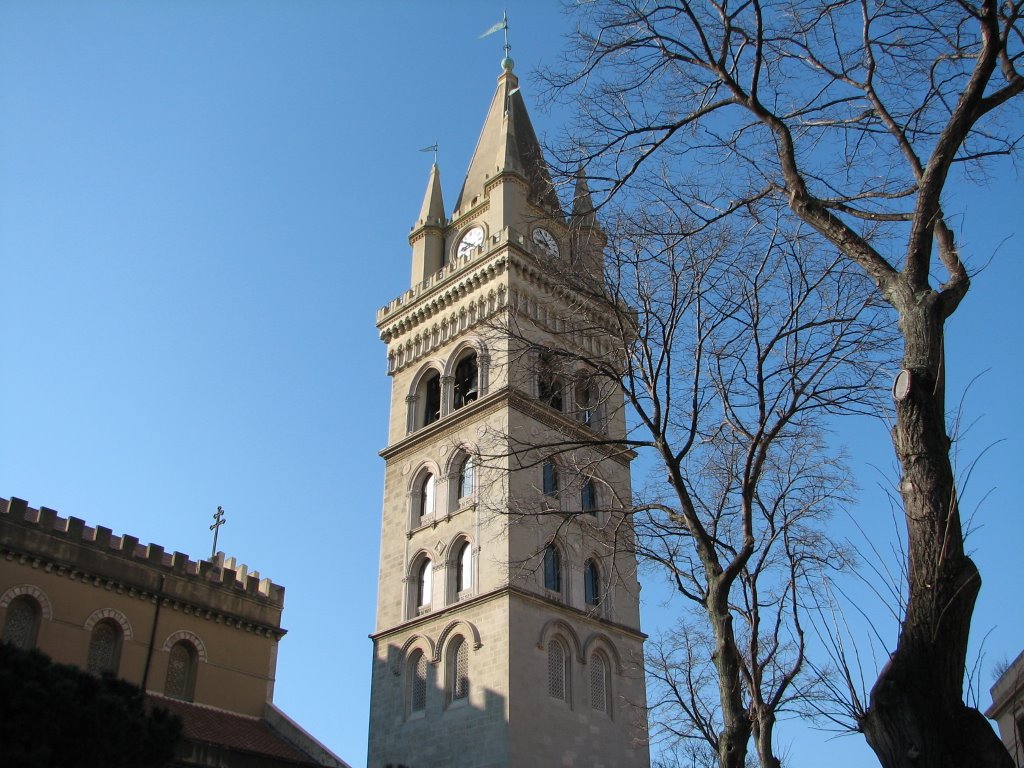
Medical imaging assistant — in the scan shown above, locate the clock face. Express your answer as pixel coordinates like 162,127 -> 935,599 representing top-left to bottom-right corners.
532,227 -> 559,258
456,226 -> 485,260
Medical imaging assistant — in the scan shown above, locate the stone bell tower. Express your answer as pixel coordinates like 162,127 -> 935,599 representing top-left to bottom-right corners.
366,55 -> 650,768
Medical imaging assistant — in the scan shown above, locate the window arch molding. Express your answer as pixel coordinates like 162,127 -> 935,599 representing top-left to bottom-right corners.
84,608 -> 133,641
583,556 -> 604,610
446,535 -> 474,603
571,367 -> 605,431
408,461 -> 443,528
406,360 -> 445,432
446,447 -> 478,512
582,632 -> 625,675
541,457 -> 563,505
162,629 -> 208,662
86,617 -> 124,676
442,633 -> 471,707
443,337 -> 490,407
407,549 -> 437,618
536,618 -> 583,663
432,618 -> 482,663
392,634 -> 436,676
0,584 -> 53,620
542,538 -> 570,597
580,474 -> 601,516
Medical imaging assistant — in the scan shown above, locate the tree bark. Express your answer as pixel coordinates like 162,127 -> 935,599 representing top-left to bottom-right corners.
708,586 -> 752,768
752,710 -> 781,768
860,292 -> 1012,768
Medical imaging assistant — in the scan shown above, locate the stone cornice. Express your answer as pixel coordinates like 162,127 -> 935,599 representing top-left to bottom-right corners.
379,390 -> 506,462
507,389 -> 637,466
368,583 -> 646,644
1,544 -> 286,640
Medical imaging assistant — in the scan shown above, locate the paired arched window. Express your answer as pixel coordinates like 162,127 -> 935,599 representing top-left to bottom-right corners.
452,353 -> 479,410
408,649 -> 427,716
415,558 -> 433,612
581,478 -> 598,515
543,544 -> 563,593
415,472 -> 436,524
86,619 -> 123,675
584,559 -> 602,607
576,379 -> 599,428
2,595 -> 41,650
589,652 -> 610,713
446,635 -> 470,705
547,638 -> 569,702
422,370 -> 442,427
456,455 -> 475,501
537,351 -> 564,411
165,640 -> 198,701
455,540 -> 472,596
543,460 -> 560,499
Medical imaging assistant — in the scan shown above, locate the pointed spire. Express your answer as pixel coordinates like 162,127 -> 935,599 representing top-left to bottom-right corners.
409,163 -> 447,287
454,67 -> 562,217
417,163 -> 445,227
572,166 -> 598,229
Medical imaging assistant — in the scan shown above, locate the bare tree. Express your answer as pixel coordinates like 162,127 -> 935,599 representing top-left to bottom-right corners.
540,2 -> 1023,766
490,202 -> 887,768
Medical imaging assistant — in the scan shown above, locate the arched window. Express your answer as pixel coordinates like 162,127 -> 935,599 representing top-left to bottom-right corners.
165,640 -> 198,701
581,478 -> 597,515
446,635 -> 470,705
2,595 -> 41,650
415,472 -> 436,524
422,370 -> 442,426
456,540 -> 472,596
543,544 -> 562,593
576,379 -> 598,428
537,351 -> 564,411
408,649 -> 427,715
584,559 -> 601,607
457,455 -> 475,500
543,460 -> 559,498
416,558 -> 433,611
453,353 -> 479,410
86,619 -> 122,675
589,653 -> 609,713
547,638 -> 569,702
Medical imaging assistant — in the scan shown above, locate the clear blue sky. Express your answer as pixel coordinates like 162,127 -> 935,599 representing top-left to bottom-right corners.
1,3 -> 1020,767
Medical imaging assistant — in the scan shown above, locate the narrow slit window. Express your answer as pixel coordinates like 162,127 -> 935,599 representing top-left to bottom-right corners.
544,545 -> 562,593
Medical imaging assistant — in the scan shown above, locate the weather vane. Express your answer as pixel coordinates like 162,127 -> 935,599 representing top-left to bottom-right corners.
210,505 -> 226,558
480,10 -> 512,69
419,142 -> 439,164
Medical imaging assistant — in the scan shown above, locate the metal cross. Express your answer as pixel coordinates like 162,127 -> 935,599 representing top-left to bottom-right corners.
210,506 -> 226,559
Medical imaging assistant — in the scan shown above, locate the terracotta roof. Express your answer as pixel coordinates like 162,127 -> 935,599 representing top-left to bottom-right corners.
147,694 -> 319,766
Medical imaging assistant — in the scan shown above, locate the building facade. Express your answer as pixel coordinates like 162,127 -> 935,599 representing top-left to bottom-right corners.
366,57 -> 650,768
0,495 -> 346,768
988,649 -> 1024,767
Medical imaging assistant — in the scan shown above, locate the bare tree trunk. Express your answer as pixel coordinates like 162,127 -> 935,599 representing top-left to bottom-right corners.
751,711 -> 780,768
708,583 -> 751,768
861,294 -> 1012,768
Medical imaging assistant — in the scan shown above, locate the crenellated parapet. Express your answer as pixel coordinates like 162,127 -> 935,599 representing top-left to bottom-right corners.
0,497 -> 285,620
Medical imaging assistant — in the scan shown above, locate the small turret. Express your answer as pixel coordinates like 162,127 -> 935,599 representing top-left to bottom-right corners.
409,163 -> 446,287
571,167 -> 606,278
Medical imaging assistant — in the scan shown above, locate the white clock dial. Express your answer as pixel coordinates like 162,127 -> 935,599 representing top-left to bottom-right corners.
532,227 -> 559,258
456,226 -> 485,260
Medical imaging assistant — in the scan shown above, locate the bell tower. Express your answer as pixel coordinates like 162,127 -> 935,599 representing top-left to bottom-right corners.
367,56 -> 650,768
